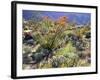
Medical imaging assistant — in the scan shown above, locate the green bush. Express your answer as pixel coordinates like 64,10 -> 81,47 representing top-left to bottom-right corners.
53,41 -> 79,67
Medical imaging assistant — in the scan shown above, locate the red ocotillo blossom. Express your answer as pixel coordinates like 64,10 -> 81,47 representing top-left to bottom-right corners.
56,16 -> 68,27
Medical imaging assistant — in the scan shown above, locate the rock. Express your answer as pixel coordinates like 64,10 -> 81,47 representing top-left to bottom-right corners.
23,35 -> 35,45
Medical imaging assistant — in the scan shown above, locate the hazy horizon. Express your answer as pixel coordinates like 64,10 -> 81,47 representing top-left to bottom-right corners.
23,10 -> 91,25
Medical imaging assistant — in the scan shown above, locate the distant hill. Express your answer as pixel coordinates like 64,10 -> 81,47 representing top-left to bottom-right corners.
23,10 -> 91,25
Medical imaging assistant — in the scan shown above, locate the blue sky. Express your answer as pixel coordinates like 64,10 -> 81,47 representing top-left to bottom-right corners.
23,10 -> 91,25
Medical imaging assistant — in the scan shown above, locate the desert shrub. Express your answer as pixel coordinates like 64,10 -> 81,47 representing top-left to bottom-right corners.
54,41 -> 76,56
75,26 -> 90,39
31,51 -> 44,63
38,59 -> 52,68
22,45 -> 33,64
51,56 -> 61,68
23,45 -> 32,54
41,17 -> 53,29
77,59 -> 90,67
33,32 -> 44,44
53,41 -> 79,67
85,32 -> 91,39
75,41 -> 84,51
66,54 -> 79,67
57,56 -> 68,67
